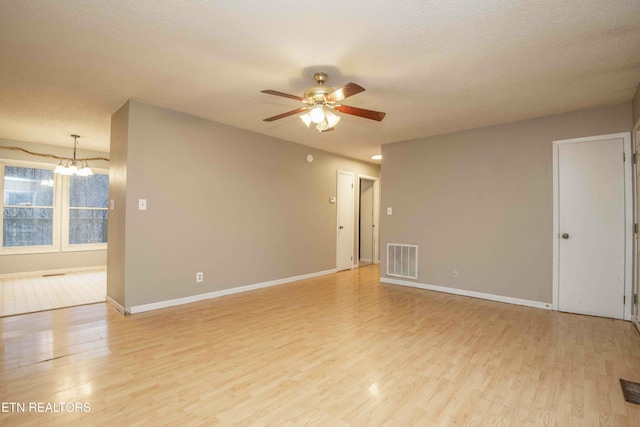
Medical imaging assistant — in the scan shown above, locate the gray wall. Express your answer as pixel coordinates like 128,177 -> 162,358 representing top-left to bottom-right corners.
106,103 -> 129,306
380,102 -> 632,304
108,100 -> 379,309
0,138 -> 109,275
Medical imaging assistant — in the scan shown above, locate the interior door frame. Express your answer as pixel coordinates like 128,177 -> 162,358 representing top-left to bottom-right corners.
336,170 -> 355,271
633,119 -> 640,332
552,132 -> 633,320
356,174 -> 380,266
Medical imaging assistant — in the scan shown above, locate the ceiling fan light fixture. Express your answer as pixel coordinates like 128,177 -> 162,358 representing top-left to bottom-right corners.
324,109 -> 340,128
315,119 -> 330,132
261,72 -> 385,133
309,105 -> 325,124
299,112 -> 312,127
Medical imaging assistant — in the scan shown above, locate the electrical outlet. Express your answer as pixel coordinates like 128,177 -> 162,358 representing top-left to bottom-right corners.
196,272 -> 203,283
452,270 -> 459,278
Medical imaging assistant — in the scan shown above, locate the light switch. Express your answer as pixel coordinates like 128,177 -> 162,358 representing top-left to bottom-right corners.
138,199 -> 147,210
110,200 -> 115,210
387,207 -> 392,215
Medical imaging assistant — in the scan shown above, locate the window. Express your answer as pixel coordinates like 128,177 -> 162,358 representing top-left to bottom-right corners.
67,174 -> 109,246
1,161 -> 108,254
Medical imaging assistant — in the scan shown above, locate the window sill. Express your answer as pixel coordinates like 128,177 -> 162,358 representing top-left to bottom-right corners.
1,245 -> 107,255
62,244 -> 108,252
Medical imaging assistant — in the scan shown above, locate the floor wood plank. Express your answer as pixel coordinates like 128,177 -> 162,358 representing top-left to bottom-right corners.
1,265 -> 639,425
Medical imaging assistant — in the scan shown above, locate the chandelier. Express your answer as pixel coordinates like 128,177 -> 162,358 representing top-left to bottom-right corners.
54,135 -> 93,176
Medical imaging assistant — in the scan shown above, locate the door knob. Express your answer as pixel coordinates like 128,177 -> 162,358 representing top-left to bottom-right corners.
562,233 -> 570,239
339,226 -> 344,230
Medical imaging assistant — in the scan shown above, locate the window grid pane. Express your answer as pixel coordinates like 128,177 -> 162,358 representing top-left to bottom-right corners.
3,166 -> 54,207
69,208 -> 108,245
69,175 -> 108,208
3,207 -> 54,247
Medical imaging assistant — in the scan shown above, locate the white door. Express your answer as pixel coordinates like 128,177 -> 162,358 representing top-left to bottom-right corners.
337,171 -> 354,271
557,136 -> 626,318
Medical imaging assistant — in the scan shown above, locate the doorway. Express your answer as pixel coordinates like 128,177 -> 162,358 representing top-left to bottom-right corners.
336,170 -> 355,271
357,175 -> 379,267
552,132 -> 632,320
634,123 -> 640,332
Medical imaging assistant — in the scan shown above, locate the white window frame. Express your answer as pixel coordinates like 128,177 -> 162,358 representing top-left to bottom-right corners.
0,159 -> 61,254
0,158 -> 108,255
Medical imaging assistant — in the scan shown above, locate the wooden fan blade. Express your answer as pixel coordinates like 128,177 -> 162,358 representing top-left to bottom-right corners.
334,105 -> 386,121
263,107 -> 308,122
261,90 -> 303,101
327,83 -> 365,102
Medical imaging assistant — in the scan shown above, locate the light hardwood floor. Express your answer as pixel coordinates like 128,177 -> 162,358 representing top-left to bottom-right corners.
1,265 -> 639,426
0,270 -> 106,317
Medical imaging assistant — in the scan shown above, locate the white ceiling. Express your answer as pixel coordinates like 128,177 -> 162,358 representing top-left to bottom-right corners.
1,1 -> 639,163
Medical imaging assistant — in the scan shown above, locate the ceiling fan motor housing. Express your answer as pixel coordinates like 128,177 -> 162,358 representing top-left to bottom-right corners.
303,87 -> 333,105
303,72 -> 335,106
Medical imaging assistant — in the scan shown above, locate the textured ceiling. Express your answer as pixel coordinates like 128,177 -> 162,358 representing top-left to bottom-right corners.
1,1 -> 639,163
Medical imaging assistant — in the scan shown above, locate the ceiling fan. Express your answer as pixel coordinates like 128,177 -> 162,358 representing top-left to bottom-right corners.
261,72 -> 386,133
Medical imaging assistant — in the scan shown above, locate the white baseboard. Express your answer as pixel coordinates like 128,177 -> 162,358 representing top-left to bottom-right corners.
633,317 -> 640,335
359,258 -> 373,263
128,268 -> 338,315
380,277 -> 552,311
0,265 -> 106,279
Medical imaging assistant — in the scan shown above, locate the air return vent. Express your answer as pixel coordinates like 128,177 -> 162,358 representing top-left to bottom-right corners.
387,243 -> 418,280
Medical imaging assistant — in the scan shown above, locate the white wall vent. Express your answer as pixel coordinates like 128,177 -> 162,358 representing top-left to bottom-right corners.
387,243 -> 418,280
